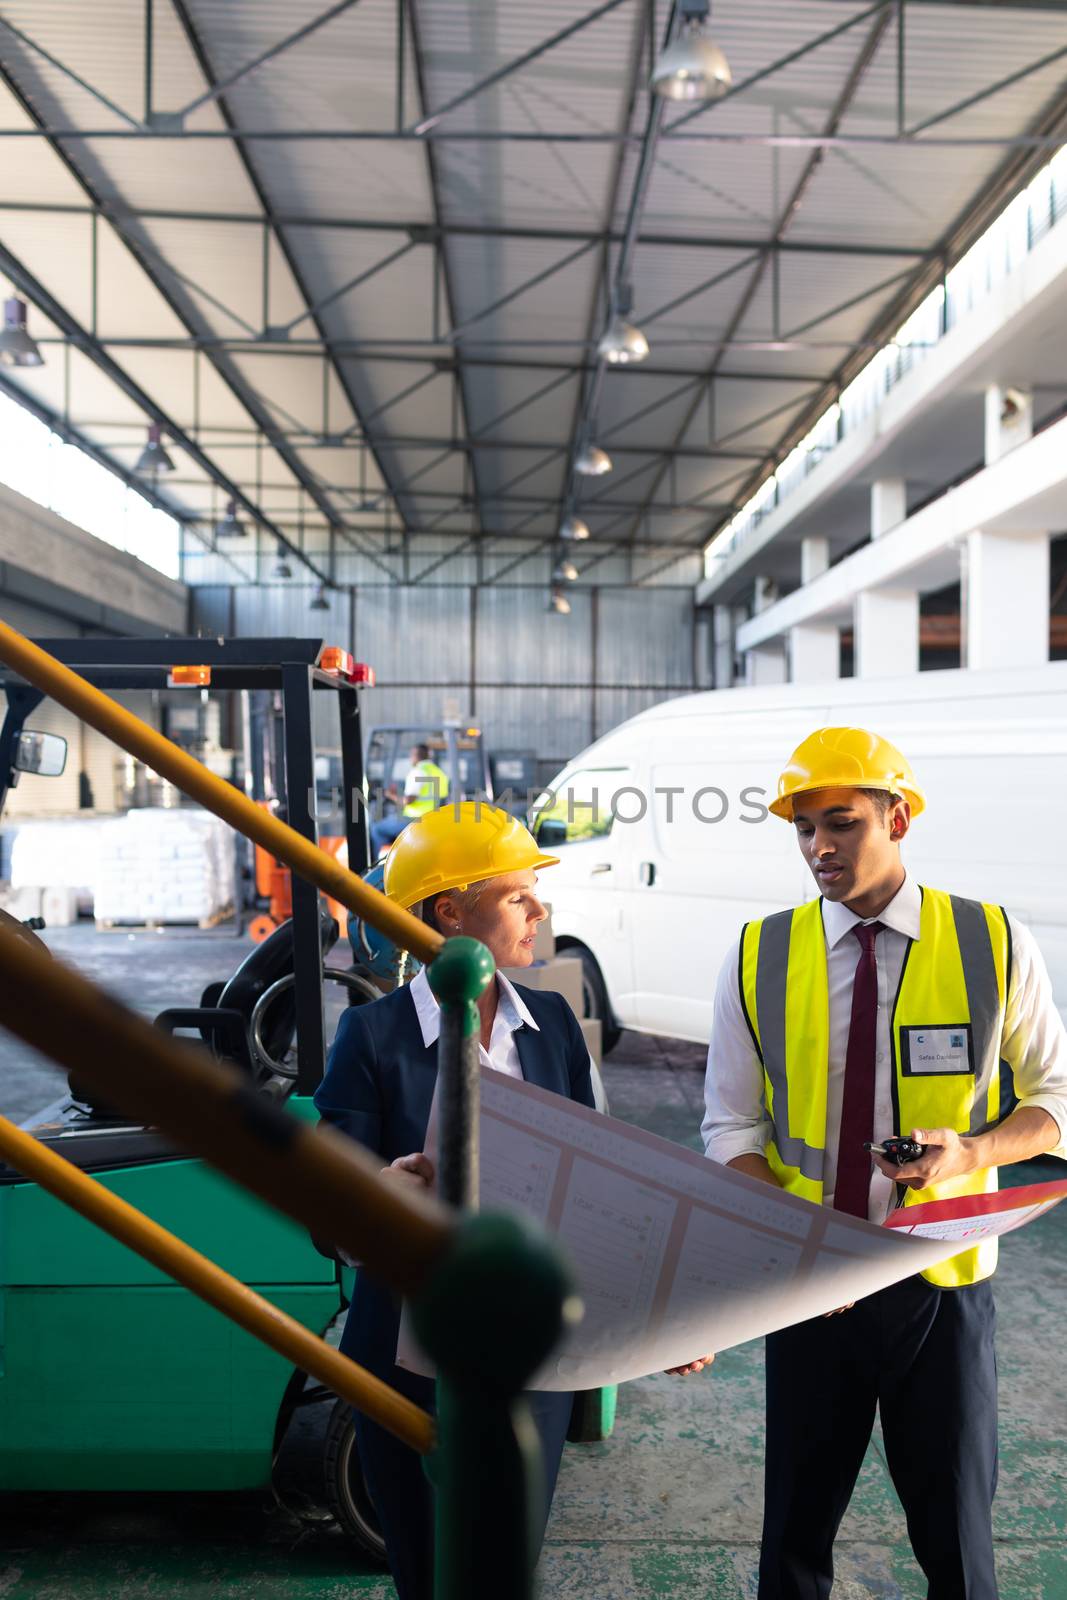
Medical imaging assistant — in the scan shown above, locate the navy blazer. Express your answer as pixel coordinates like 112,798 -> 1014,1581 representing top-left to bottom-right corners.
314,979 -> 596,1385
315,979 -> 595,1162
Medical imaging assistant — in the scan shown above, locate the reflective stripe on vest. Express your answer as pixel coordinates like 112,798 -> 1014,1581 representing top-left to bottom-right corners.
402,760 -> 450,818
739,886 -> 1010,1287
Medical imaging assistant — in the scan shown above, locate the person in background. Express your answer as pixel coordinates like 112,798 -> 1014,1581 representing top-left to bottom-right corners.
687,726 -> 1067,1600
315,802 -> 595,1600
370,742 -> 449,859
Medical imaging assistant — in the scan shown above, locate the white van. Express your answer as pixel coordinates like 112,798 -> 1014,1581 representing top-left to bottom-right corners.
531,663 -> 1067,1051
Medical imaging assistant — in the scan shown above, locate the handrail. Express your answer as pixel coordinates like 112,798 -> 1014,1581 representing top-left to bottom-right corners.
0,620 -> 442,966
0,919 -> 451,1291
0,917 -> 573,1599
0,619 -> 573,1597
0,1111 -> 435,1456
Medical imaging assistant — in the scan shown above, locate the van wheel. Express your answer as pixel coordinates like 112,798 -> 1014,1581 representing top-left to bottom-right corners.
577,947 -> 622,1055
323,1398 -> 388,1565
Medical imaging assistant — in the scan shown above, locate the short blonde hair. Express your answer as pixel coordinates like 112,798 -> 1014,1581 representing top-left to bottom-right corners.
419,878 -> 489,935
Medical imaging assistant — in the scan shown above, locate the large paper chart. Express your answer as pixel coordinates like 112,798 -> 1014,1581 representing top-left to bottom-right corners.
397,1069 -> 1067,1390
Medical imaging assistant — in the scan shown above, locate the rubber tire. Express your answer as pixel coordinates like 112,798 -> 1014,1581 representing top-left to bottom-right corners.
323,1397 -> 388,1565
576,946 -> 622,1055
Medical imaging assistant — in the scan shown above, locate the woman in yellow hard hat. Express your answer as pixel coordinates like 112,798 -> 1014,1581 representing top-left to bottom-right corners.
315,802 -> 596,1600
688,725 -> 1067,1600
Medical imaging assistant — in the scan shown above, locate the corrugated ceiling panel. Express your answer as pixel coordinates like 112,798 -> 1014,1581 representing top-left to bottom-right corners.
417,0 -> 642,138
287,229 -> 439,348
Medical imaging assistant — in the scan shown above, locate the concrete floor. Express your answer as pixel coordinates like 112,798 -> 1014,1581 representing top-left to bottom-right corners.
1,926 -> 1065,1598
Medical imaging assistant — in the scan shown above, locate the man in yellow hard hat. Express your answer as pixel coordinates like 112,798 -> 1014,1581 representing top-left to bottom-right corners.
315,802 -> 596,1600
370,741 -> 450,859
690,727 -> 1067,1599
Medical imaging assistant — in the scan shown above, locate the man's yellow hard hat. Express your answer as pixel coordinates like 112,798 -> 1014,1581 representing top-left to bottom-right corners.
770,727 -> 926,821
382,801 -> 559,910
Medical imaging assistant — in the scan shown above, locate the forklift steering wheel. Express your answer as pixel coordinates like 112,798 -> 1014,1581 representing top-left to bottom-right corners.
250,968 -> 381,1080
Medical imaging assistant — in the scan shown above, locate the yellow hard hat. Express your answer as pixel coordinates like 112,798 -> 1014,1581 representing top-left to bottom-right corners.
382,801 -> 560,910
770,727 -> 926,820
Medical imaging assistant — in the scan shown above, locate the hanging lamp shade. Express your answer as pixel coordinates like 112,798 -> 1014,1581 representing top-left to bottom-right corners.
597,316 -> 649,365
216,498 -> 247,539
650,10 -> 732,103
0,298 -> 43,368
575,442 -> 613,476
134,422 -> 175,476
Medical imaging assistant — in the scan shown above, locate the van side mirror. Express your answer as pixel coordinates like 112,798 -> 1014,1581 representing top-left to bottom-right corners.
15,730 -> 68,778
535,818 -> 568,849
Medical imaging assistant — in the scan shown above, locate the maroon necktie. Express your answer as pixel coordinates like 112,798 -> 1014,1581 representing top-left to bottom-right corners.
834,921 -> 885,1219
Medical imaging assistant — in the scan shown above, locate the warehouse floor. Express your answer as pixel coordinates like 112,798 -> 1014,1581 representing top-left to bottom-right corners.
1,927 -> 1065,1599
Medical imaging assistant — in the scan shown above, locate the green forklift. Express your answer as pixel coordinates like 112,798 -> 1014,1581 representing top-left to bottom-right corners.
0,636 -> 613,1562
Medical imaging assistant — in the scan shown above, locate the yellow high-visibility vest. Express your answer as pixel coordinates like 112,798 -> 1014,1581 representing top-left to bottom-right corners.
402,759 -> 449,819
738,886 -> 1011,1287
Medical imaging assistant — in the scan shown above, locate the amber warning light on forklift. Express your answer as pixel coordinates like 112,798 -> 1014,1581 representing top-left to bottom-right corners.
319,646 -> 375,686
167,664 -> 211,687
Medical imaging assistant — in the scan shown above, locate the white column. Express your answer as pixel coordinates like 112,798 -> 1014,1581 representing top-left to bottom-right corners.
984,384 -> 1033,465
800,536 -> 830,584
962,527 -> 1049,670
712,605 -> 735,689
789,623 -> 840,683
854,588 -> 919,678
754,574 -> 778,614
745,644 -> 788,685
871,478 -> 907,539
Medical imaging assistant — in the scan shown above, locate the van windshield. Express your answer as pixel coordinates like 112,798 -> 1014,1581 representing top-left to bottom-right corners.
532,768 -> 629,846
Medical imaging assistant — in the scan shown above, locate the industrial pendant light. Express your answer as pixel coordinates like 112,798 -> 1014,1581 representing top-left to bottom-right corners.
0,297 -> 43,367
559,514 -> 590,542
552,556 -> 579,583
547,588 -> 572,615
650,0 -> 732,102
215,498 -> 247,539
575,441 -> 613,477
597,315 -> 649,366
271,539 -> 293,580
309,583 -> 330,610
134,422 -> 176,477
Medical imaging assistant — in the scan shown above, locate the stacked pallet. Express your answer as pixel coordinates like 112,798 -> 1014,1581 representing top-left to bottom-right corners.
93,809 -> 235,929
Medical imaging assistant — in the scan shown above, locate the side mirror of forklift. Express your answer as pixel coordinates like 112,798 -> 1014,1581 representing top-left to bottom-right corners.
14,730 -> 67,777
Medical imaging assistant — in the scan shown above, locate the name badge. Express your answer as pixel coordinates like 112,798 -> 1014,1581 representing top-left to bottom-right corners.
901,1024 -> 973,1076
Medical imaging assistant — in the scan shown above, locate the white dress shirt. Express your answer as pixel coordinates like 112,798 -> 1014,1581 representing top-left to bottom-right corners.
409,964 -> 538,1078
702,874 -> 1067,1223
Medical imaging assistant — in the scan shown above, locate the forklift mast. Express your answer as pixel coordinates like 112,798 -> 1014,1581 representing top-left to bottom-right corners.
0,637 -> 372,1095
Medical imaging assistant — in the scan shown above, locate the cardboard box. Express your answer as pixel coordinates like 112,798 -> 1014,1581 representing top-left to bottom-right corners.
532,901 -> 555,962
579,1016 -> 602,1067
41,886 -> 78,927
500,953 -> 583,1018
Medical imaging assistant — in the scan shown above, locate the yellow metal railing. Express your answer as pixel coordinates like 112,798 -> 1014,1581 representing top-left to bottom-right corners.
0,618 -> 441,965
0,622 -> 571,1599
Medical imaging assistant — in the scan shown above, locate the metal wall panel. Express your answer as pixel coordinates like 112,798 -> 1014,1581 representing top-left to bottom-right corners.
356,588 -> 471,687
186,582 -> 702,772
232,583 -> 352,647
475,588 -> 593,687
471,687 -> 592,783
190,586 -> 231,638
597,590 -> 694,690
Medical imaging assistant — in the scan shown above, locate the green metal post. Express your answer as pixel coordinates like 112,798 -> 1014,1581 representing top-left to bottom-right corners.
414,1212 -> 577,1600
429,936 -> 493,1211
423,936 -> 579,1600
